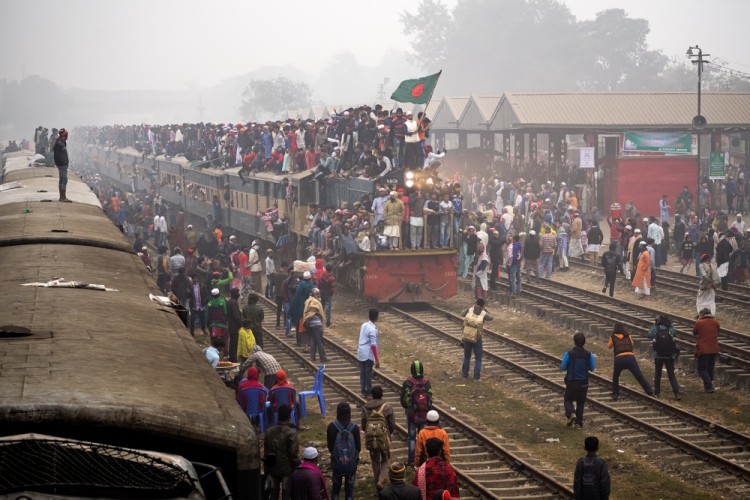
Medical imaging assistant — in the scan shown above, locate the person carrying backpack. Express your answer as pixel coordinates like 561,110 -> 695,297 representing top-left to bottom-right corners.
400,360 -> 433,467
326,401 -> 360,500
573,436 -> 610,500
361,386 -> 396,490
647,315 -> 681,400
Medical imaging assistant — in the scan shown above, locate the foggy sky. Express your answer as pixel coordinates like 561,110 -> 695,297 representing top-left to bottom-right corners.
1,0 -> 748,92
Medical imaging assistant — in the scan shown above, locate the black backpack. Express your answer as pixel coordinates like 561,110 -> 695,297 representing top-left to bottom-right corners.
580,456 -> 604,498
653,327 -> 677,357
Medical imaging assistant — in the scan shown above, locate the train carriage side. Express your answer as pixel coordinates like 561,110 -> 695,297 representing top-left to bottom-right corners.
0,157 -> 260,498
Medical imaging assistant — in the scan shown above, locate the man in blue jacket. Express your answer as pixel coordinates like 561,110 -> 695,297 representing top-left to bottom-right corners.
561,332 -> 596,429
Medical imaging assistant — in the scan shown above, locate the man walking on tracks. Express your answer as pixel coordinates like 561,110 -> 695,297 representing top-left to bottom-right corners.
53,128 -> 72,202
600,244 -> 623,297
357,308 -> 380,398
608,323 -> 654,400
647,315 -> 681,400
264,404 -> 299,500
327,401 -> 360,500
400,360 -> 433,467
573,436 -> 610,500
561,332 -> 596,428
415,411 -> 451,467
362,385 -> 396,491
460,298 -> 493,381
693,308 -> 720,393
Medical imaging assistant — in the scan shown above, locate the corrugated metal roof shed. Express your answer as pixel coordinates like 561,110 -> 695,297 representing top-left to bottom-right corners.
431,96 -> 471,129
460,96 -> 503,130
489,92 -> 750,130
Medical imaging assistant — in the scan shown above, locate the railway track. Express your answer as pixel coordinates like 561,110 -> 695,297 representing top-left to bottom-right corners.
472,275 -> 750,388
387,302 -> 750,495
568,259 -> 750,313
255,295 -> 573,499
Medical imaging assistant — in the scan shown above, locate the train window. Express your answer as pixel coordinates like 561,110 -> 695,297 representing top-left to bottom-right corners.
258,181 -> 266,197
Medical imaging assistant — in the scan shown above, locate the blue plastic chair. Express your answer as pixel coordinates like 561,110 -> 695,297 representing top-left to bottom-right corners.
269,386 -> 299,428
238,386 -> 269,433
298,365 -> 326,417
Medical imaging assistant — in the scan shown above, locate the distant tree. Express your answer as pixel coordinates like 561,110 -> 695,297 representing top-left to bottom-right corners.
401,0 -> 451,70
576,9 -> 668,91
401,0 -> 584,94
239,76 -> 311,119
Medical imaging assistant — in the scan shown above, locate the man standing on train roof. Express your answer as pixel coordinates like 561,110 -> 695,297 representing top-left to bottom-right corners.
372,187 -> 389,225
53,128 -> 72,202
384,190 -> 405,250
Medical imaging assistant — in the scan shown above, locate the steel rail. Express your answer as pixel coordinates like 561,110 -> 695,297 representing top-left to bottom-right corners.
389,304 -> 750,484
256,295 -> 573,499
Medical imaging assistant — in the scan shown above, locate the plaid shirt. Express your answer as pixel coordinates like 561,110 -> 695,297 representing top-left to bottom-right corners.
540,233 -> 557,254
235,351 -> 282,383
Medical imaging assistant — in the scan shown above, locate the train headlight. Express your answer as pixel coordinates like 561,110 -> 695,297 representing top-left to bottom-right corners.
405,171 -> 415,180
405,180 -> 414,188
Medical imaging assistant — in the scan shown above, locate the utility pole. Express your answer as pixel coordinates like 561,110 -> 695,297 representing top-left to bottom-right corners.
377,78 -> 390,100
687,45 -> 710,192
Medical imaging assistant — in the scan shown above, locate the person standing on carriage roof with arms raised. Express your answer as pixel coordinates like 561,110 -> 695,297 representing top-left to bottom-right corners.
53,128 -> 72,202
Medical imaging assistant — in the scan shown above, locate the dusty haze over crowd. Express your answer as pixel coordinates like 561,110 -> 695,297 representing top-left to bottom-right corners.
2,0 -> 747,92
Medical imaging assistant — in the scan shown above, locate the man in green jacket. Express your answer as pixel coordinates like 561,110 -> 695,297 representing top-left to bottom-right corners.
264,404 -> 299,500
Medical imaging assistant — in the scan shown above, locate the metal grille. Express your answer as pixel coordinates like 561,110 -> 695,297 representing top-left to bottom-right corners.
0,438 -> 194,495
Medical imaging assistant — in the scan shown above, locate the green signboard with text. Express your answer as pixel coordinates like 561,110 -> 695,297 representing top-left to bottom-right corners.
709,152 -> 726,180
623,131 -> 692,154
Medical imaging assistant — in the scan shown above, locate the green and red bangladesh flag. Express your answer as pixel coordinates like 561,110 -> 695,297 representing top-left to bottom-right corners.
390,71 -> 442,105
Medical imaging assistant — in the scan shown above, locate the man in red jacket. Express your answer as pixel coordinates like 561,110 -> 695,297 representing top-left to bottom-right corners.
693,308 -> 720,393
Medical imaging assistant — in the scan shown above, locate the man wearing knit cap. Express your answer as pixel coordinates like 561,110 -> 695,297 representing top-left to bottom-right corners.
414,410 -> 450,467
290,446 -> 328,499
378,462 -> 420,500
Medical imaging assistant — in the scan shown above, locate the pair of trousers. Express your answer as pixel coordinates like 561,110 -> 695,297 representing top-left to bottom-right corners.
331,470 -> 355,500
275,296 -> 283,326
321,296 -> 332,326
407,419 -> 425,465
439,219 -> 450,247
359,359 -> 374,397
462,336 -> 483,380
603,270 -> 617,297
539,253 -> 553,278
410,224 -> 423,249
509,263 -> 522,294
283,302 -> 291,334
612,355 -> 653,396
697,354 -> 717,390
308,325 -> 326,361
392,136 -> 405,168
564,380 -> 589,427
265,474 -> 291,500
369,449 -> 390,487
189,308 -> 206,335
57,164 -> 68,191
654,358 -> 680,395
428,223 -> 440,248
